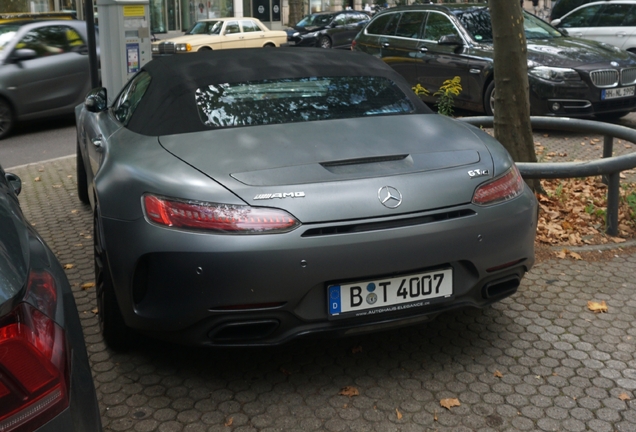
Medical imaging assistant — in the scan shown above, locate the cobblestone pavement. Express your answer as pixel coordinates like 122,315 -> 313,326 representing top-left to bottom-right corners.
9,118 -> 636,431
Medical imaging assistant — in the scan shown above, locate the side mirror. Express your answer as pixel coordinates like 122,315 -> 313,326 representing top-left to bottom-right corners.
550,18 -> 562,27
5,172 -> 22,196
84,87 -> 108,113
438,34 -> 463,46
11,48 -> 37,62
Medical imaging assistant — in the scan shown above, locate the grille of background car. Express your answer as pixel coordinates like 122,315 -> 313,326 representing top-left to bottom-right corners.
590,69 -> 619,87
622,68 -> 636,85
156,42 -> 176,55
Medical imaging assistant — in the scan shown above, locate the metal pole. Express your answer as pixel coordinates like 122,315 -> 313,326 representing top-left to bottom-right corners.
602,134 -> 613,185
85,0 -> 100,89
606,171 -> 620,236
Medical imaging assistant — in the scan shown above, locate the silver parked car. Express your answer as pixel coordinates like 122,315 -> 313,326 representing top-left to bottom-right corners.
0,18 -> 97,139
75,48 -> 537,350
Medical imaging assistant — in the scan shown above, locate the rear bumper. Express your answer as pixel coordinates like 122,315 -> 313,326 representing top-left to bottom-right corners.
101,189 -> 537,346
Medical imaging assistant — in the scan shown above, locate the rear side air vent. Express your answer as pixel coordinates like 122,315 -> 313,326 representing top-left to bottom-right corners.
302,209 -> 475,237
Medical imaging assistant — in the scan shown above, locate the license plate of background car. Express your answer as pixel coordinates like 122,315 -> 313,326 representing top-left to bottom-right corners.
327,268 -> 453,317
602,86 -> 635,100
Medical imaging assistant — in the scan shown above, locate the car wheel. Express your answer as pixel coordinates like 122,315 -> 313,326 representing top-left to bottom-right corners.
595,111 -> 630,121
319,36 -> 332,49
76,141 -> 90,204
263,43 -> 275,48
198,46 -> 212,51
94,209 -> 130,351
484,81 -> 495,116
0,98 -> 14,140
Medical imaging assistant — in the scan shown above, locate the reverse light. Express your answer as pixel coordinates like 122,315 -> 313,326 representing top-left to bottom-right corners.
151,45 -> 159,53
472,165 -> 525,206
0,271 -> 68,432
143,194 -> 300,234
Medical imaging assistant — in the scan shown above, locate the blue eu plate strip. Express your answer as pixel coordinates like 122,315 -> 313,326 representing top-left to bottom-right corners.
328,285 -> 341,315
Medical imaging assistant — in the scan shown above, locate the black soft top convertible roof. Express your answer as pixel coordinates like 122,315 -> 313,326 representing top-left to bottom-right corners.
126,48 -> 431,136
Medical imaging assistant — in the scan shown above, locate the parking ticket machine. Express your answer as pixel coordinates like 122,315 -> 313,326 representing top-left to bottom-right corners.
97,0 -> 152,102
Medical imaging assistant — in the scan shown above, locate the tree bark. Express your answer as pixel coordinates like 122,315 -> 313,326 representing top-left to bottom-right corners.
288,0 -> 305,27
489,0 -> 540,190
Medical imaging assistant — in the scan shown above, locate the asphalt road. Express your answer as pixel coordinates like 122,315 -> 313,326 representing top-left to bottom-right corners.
0,114 -> 76,169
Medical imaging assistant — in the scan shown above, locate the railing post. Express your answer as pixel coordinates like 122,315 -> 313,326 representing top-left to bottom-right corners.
603,135 -> 614,185
606,171 -> 620,236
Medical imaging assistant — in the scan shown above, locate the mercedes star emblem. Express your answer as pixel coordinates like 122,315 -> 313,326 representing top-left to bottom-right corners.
378,186 -> 403,209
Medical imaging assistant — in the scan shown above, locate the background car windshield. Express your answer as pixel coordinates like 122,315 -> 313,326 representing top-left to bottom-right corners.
297,14 -> 334,27
195,76 -> 415,129
455,8 -> 561,41
188,20 -> 222,35
0,25 -> 18,52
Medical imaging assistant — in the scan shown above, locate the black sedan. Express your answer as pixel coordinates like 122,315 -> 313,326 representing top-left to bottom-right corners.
76,48 -> 537,350
0,165 -> 101,431
353,4 -> 636,119
286,10 -> 370,48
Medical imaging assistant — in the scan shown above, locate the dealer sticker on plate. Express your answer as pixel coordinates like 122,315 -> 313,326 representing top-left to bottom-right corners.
328,268 -> 453,317
602,86 -> 635,100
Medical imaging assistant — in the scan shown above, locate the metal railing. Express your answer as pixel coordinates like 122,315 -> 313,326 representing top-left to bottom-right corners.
459,116 -> 636,236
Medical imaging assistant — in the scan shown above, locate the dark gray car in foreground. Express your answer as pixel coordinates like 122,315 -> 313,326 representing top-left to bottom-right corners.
75,48 -> 537,350
0,165 -> 101,431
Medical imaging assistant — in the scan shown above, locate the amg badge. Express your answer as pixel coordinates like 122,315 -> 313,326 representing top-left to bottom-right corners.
254,192 -> 306,200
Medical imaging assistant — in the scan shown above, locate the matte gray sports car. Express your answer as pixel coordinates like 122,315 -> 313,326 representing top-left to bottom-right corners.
75,48 -> 537,349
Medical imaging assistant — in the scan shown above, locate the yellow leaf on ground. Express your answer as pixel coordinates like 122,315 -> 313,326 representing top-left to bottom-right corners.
569,252 -> 582,260
81,282 -> 95,290
618,393 -> 631,401
440,398 -> 460,410
587,300 -> 608,313
91,307 -> 98,314
396,408 -> 402,420
494,370 -> 503,378
556,249 -> 568,259
63,264 -> 74,269
339,386 -> 359,397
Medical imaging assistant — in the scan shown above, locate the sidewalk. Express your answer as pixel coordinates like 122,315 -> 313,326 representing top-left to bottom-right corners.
9,120 -> 636,430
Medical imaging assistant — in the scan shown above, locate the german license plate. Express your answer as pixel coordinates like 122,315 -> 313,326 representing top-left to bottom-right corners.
328,268 -> 453,317
602,86 -> 635,100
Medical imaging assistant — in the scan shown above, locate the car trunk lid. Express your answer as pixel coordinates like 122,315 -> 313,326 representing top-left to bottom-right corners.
158,115 -> 494,223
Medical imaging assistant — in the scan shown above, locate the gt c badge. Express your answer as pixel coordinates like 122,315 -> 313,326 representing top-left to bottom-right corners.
254,192 -> 305,200
468,169 -> 489,178
378,186 -> 402,209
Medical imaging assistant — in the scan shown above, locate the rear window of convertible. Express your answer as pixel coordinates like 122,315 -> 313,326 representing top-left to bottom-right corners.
194,76 -> 415,129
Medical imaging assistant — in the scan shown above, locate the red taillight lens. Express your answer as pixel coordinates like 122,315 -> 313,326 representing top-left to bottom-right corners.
0,270 -> 68,432
143,194 -> 300,234
472,165 -> 525,206
351,40 -> 356,50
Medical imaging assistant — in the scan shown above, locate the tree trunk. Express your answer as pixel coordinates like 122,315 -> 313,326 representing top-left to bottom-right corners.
489,0 -> 540,191
288,0 -> 304,27
0,0 -> 29,13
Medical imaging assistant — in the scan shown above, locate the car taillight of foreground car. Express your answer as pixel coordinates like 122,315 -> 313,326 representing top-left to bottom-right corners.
0,270 -> 69,432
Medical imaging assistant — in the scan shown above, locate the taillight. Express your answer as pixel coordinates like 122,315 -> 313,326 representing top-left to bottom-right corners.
0,271 -> 68,432
143,194 -> 300,234
472,165 -> 525,206
351,40 -> 356,50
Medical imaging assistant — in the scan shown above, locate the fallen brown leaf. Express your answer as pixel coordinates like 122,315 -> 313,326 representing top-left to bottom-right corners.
81,282 -> 95,290
91,307 -> 98,314
440,398 -> 460,410
339,386 -> 359,397
618,393 -> 631,401
280,368 -> 292,375
351,345 -> 362,354
494,370 -> 503,378
587,300 -> 608,313
396,408 -> 402,420
63,264 -> 74,269
224,417 -> 233,427
34,177 -> 41,182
